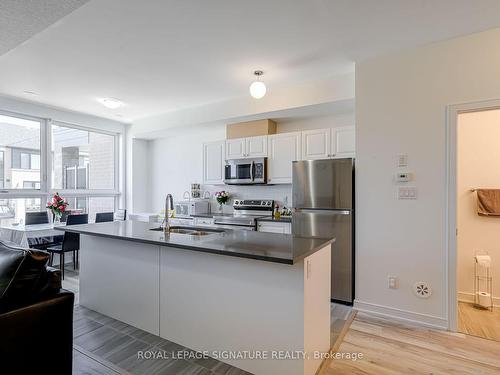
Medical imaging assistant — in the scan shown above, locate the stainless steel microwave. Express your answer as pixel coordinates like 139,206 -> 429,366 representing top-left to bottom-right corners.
224,158 -> 267,185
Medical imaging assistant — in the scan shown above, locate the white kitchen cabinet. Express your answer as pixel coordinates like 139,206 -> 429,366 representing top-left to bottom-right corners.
226,138 -> 246,159
226,136 -> 268,159
202,141 -> 225,185
301,126 -> 355,160
257,221 -> 292,234
268,132 -> 301,184
245,136 -> 268,157
332,126 -> 355,158
301,128 -> 331,160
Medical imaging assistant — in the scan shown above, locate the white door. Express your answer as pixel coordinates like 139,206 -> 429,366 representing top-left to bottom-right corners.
268,132 -> 301,184
245,136 -> 268,157
301,128 -> 331,160
203,141 -> 225,184
226,138 -> 246,159
332,126 -> 355,158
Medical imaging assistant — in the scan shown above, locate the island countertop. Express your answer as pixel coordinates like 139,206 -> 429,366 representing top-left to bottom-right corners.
55,220 -> 334,265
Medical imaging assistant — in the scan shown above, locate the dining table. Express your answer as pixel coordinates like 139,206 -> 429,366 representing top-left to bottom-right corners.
0,222 -> 65,248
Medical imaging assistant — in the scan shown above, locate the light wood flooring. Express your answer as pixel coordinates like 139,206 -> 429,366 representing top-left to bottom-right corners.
322,312 -> 500,375
458,301 -> 500,342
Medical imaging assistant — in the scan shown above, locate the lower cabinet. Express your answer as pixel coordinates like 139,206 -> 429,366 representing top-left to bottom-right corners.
257,221 -> 292,234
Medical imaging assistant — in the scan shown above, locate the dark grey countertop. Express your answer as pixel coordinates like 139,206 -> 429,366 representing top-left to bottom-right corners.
55,220 -> 334,265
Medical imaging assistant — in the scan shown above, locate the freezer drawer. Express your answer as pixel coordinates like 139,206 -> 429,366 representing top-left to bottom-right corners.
293,209 -> 353,304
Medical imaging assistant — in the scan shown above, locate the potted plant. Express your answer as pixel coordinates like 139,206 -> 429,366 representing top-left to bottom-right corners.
46,193 -> 68,224
214,191 -> 230,213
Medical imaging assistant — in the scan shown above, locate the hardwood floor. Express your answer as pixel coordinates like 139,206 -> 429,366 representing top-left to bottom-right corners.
323,312 -> 500,375
458,302 -> 500,342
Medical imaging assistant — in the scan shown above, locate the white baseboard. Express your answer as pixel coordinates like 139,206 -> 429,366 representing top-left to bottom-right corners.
458,291 -> 500,307
353,300 -> 448,330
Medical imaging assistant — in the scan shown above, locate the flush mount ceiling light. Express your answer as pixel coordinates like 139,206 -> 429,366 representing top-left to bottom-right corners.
97,97 -> 124,109
249,70 -> 266,99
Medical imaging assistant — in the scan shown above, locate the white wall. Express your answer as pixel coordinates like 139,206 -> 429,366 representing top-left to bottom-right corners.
356,27 -> 500,328
148,113 -> 354,214
457,109 -> 500,306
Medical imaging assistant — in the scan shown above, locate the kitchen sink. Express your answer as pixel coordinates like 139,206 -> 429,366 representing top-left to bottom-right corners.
149,226 -> 224,236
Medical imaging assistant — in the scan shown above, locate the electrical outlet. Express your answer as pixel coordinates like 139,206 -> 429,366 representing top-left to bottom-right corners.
388,276 -> 398,289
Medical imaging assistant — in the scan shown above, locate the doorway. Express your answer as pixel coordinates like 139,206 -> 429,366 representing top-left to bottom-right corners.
448,101 -> 500,341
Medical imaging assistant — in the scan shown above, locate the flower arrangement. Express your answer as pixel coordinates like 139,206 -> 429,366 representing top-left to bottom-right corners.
214,191 -> 230,205
46,192 -> 68,222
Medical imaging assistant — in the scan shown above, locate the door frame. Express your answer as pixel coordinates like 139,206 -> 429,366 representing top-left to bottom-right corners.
446,98 -> 500,331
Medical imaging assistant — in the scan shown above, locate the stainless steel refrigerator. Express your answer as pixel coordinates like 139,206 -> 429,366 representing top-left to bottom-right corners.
292,158 -> 354,305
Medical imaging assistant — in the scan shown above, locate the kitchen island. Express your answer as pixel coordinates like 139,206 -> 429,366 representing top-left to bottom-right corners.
56,221 -> 334,375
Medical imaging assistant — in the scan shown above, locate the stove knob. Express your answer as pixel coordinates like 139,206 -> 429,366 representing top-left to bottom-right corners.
267,202 -> 271,205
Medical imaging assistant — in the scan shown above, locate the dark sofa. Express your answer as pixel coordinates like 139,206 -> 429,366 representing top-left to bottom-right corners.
0,241 -> 74,374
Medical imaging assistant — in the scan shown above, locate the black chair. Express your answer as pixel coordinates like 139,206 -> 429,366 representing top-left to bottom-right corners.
95,212 -> 114,223
47,214 -> 88,279
0,241 -> 74,374
25,211 -> 49,225
115,208 -> 127,221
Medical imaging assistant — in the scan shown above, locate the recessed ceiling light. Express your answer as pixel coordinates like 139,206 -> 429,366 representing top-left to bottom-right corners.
97,97 -> 124,109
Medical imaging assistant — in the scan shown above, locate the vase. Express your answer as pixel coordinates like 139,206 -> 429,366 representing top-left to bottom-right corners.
218,203 -> 223,213
53,213 -> 62,225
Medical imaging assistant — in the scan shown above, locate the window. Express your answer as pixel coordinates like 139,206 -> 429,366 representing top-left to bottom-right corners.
0,114 -> 42,189
0,198 -> 42,226
65,196 -> 115,222
0,151 -> 4,189
51,124 -> 116,190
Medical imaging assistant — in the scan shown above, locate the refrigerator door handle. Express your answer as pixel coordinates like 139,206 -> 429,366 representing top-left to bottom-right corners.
296,209 -> 351,215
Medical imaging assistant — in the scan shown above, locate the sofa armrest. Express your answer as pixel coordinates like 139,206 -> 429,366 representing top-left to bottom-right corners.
0,290 -> 74,374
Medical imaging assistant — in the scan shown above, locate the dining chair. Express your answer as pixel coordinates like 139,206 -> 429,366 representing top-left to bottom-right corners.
25,211 -> 49,225
95,212 -> 114,223
115,209 -> 127,221
46,214 -> 88,279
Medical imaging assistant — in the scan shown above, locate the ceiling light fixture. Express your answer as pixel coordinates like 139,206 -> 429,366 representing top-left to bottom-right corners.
98,97 -> 124,109
249,70 -> 266,99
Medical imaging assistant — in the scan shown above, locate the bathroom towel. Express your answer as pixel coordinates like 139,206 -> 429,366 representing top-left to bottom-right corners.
476,189 -> 500,216
475,255 -> 491,268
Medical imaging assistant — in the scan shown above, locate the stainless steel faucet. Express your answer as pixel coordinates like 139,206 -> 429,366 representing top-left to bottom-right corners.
162,194 -> 174,232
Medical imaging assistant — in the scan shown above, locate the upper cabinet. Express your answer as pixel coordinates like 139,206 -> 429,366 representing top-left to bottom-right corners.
226,136 -> 268,159
332,126 -> 355,158
301,128 -> 331,160
302,126 -> 355,160
203,141 -> 225,185
268,132 -> 301,184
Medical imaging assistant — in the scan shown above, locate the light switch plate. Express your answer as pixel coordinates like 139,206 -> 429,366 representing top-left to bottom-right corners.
398,187 -> 417,199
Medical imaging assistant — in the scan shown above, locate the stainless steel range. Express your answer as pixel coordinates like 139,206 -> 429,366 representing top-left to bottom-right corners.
213,199 -> 274,231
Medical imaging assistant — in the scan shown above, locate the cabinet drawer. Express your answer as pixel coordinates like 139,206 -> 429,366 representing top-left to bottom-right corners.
193,217 -> 215,226
257,221 -> 292,234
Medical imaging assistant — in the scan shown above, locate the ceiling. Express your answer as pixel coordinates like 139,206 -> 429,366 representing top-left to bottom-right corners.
1,0 -> 500,123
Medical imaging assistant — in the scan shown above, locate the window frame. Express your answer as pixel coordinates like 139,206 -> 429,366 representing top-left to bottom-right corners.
0,109 -> 47,196
0,111 -> 122,216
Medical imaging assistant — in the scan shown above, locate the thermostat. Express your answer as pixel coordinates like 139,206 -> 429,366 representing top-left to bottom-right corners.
395,172 -> 411,182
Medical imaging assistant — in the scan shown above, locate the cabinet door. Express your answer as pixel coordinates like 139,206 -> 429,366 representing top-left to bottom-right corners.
226,138 -> 246,159
245,136 -> 268,157
332,126 -> 355,158
257,221 -> 291,234
301,128 -> 331,160
268,132 -> 301,184
203,141 -> 225,184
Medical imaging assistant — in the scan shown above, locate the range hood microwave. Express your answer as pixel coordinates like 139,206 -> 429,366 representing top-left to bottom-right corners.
224,158 -> 267,185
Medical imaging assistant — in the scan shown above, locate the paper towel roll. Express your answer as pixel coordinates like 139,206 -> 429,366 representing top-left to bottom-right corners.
477,291 -> 491,307
475,255 -> 491,268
